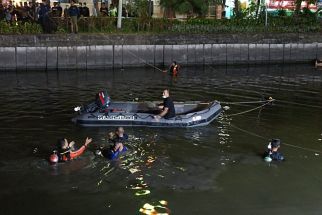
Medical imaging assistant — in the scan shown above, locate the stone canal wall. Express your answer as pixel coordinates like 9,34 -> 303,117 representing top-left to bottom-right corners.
0,33 -> 322,70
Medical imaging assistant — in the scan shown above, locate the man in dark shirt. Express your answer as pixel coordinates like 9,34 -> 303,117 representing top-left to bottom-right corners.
78,2 -> 83,18
155,89 -> 175,120
82,2 -> 90,17
99,2 -> 108,16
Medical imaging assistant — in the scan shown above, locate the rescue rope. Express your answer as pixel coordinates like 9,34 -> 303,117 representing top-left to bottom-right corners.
125,50 -> 165,72
104,36 -> 166,72
229,123 -> 322,154
224,100 -> 274,117
221,99 -> 275,105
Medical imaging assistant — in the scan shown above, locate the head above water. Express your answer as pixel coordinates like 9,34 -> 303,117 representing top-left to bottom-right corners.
107,132 -> 116,140
116,127 -> 124,135
162,89 -> 170,99
270,138 -> 281,148
58,138 -> 68,149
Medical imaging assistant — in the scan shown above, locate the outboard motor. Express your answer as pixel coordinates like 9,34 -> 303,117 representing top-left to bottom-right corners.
96,90 -> 111,110
75,90 -> 111,113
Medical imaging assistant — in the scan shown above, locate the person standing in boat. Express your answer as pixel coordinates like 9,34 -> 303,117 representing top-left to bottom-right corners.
155,89 -> 176,120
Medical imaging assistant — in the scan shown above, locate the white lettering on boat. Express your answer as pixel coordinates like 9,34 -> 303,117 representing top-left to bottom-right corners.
97,115 -> 135,120
192,116 -> 202,121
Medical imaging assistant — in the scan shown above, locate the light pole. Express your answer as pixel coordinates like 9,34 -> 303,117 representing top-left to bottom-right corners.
148,0 -> 152,17
265,0 -> 268,27
117,0 -> 122,29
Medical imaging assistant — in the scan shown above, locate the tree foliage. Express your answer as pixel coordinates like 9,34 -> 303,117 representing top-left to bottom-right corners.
160,0 -> 211,17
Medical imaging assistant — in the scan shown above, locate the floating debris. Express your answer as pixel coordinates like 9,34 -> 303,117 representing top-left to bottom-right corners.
135,190 -> 151,196
223,106 -> 230,110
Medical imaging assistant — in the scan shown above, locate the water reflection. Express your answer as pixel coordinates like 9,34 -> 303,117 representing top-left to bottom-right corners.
139,200 -> 170,215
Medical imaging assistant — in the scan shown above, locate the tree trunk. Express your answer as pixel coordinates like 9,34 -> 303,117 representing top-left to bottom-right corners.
234,0 -> 239,17
295,0 -> 302,15
164,7 -> 175,18
255,0 -> 260,17
216,4 -> 223,19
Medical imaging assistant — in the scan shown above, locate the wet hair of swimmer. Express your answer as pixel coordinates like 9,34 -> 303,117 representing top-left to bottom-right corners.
57,138 -> 66,149
270,138 -> 281,148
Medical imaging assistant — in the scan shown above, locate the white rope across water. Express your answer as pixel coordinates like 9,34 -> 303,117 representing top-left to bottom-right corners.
104,36 -> 166,72
229,120 -> 322,154
224,99 -> 274,117
221,99 -> 275,105
125,48 -> 166,72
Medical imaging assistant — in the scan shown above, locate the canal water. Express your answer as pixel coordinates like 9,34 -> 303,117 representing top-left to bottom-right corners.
0,64 -> 322,215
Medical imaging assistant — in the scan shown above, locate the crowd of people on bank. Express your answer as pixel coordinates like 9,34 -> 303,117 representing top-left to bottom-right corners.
0,0 -> 129,33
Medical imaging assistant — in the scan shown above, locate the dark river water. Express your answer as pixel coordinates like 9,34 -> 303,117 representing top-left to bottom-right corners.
0,64 -> 322,215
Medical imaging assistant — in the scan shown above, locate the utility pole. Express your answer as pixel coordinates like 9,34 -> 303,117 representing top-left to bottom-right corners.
148,0 -> 152,17
265,3 -> 268,27
117,0 -> 122,29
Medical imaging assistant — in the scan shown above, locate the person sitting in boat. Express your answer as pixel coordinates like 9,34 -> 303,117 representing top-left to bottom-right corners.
264,139 -> 285,162
49,137 -> 92,163
154,89 -> 176,120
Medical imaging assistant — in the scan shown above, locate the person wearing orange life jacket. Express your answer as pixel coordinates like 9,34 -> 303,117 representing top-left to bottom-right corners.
169,61 -> 179,76
49,137 -> 92,163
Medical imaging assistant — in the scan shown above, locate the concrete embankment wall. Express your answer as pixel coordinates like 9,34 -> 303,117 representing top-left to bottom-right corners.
1,33 -> 322,70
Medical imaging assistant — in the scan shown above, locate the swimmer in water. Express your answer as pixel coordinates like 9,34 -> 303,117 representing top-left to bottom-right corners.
264,139 -> 285,162
50,137 -> 92,163
96,127 -> 128,158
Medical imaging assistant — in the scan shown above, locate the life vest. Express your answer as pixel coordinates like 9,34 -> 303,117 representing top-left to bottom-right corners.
171,65 -> 179,76
54,145 -> 87,162
59,148 -> 71,162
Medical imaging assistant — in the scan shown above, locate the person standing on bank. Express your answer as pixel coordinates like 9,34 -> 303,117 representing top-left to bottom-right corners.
68,0 -> 79,33
155,89 -> 176,120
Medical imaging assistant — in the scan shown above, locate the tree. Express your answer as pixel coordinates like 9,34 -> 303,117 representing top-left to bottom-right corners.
160,0 -> 210,18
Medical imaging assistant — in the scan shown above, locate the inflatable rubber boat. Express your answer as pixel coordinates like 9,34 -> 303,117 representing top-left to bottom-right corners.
72,90 -> 221,127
